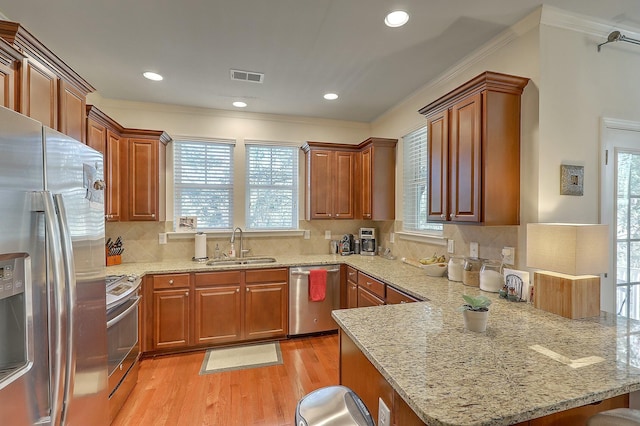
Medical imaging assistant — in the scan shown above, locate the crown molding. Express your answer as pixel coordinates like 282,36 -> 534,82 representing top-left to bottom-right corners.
540,4 -> 640,40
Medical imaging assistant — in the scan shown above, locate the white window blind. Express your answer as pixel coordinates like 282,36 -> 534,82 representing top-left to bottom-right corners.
245,143 -> 298,230
174,139 -> 234,230
403,127 -> 443,233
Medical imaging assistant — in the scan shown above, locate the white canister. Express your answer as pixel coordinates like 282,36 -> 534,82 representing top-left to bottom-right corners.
447,256 -> 464,282
480,260 -> 503,292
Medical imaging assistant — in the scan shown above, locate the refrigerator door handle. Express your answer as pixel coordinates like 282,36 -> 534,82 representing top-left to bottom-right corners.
41,191 -> 67,426
53,193 -> 77,424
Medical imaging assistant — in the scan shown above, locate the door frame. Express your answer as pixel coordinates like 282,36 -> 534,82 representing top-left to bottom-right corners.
600,117 -> 640,314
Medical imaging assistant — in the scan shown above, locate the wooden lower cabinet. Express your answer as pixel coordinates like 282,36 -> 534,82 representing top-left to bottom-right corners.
145,268 -> 288,354
386,286 -> 420,304
357,286 -> 384,307
195,271 -> 242,345
245,269 -> 288,340
340,331 -> 629,426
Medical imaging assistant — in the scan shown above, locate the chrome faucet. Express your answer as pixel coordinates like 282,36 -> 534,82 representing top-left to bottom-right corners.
230,227 -> 244,258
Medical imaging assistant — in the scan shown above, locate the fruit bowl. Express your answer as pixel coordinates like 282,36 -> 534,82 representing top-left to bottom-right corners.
422,262 -> 448,277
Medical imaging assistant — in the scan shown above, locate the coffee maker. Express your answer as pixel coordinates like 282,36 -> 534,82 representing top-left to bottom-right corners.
340,234 -> 354,255
359,228 -> 376,256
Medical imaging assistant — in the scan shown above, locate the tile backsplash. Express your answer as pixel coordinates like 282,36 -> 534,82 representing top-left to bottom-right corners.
107,220 -> 519,267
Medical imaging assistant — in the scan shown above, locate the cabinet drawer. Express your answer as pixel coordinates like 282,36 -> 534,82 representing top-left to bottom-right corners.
357,273 -> 385,299
346,266 -> 358,283
153,273 -> 189,290
386,286 -> 420,304
195,271 -> 242,287
357,286 -> 384,307
245,268 -> 288,284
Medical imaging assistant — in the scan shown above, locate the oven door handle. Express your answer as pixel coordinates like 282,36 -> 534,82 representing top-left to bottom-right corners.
107,296 -> 141,329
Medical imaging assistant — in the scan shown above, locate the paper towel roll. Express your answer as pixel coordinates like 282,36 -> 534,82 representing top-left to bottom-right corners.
194,233 -> 207,259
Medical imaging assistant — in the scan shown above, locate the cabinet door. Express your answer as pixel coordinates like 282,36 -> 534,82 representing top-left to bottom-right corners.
0,59 -> 17,109
127,138 -> 158,221
86,118 -> 106,154
309,150 -> 333,219
58,80 -> 86,142
153,289 -> 189,350
105,131 -> 123,221
427,110 -> 449,222
245,282 -> 288,339
334,151 -> 355,219
357,286 -> 384,307
195,285 -> 242,345
21,58 -> 58,128
347,281 -> 358,309
360,147 -> 372,219
449,93 -> 482,223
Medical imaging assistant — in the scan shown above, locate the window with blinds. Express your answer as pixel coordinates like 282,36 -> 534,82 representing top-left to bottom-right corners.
403,127 -> 443,233
245,143 -> 298,229
173,139 -> 234,230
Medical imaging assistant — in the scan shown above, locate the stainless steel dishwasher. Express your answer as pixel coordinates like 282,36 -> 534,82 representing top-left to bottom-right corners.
289,265 -> 340,336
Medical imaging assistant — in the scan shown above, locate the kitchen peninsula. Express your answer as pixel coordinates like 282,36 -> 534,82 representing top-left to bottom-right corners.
108,255 -> 640,425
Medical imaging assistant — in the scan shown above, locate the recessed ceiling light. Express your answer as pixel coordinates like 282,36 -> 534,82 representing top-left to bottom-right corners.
323,93 -> 339,100
233,101 -> 247,108
385,10 -> 409,28
143,71 -> 163,81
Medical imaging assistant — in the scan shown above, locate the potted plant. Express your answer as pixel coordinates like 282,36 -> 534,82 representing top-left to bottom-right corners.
458,294 -> 492,332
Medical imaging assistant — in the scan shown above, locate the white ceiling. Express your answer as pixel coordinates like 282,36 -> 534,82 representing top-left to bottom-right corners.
0,1 -> 639,122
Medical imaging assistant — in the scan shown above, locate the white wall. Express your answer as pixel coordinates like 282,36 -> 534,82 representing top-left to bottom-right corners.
538,22 -> 640,223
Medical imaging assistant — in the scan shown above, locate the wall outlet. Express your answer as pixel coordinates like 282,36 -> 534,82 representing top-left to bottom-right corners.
303,230 -> 310,239
502,246 -> 515,265
447,239 -> 455,254
378,397 -> 391,426
158,233 -> 167,245
470,241 -> 479,258
324,230 -> 331,240
389,232 -> 395,243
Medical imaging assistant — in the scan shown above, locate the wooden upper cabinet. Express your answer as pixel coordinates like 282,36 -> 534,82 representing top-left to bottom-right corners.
303,143 -> 355,220
303,138 -> 396,221
21,58 -> 58,128
86,105 -> 125,221
0,20 -> 94,138
0,39 -> 23,110
358,138 -> 396,220
419,71 -> 529,226
122,130 -> 171,222
59,80 -> 86,142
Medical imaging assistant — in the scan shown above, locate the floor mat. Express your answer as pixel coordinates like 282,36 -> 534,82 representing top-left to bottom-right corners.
199,342 -> 283,375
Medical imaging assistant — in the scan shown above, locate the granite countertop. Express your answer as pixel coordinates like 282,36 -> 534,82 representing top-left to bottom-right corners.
107,255 -> 640,425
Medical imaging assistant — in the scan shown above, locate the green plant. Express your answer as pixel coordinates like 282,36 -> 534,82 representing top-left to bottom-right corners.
457,294 -> 492,312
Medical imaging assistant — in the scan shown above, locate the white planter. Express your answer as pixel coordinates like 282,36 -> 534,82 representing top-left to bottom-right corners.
463,309 -> 489,332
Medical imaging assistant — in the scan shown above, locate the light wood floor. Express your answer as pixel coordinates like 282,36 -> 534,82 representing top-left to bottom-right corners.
112,333 -> 339,426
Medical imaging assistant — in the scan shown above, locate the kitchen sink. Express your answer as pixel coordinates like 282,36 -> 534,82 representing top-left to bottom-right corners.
206,257 -> 277,266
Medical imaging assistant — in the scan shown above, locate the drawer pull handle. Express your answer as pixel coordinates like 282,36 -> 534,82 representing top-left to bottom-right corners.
168,279 -> 174,285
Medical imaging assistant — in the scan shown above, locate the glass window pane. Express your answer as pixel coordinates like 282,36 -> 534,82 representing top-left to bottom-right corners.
173,140 -> 234,230
617,241 -> 628,284
617,198 -> 628,239
630,284 -> 640,320
402,127 -> 443,233
245,144 -> 298,230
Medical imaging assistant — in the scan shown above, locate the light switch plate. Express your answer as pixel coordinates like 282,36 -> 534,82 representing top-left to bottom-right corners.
303,230 -> 310,239
502,246 -> 515,265
158,233 -> 167,245
324,230 -> 331,240
447,239 -> 455,253
389,233 -> 395,243
378,398 -> 391,426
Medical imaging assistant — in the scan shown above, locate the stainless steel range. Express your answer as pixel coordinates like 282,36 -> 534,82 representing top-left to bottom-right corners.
106,274 -> 142,422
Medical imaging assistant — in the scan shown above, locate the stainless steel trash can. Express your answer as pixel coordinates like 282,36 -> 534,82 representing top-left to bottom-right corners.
295,385 -> 375,426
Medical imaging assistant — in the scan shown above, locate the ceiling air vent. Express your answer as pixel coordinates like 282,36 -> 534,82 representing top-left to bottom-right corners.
230,69 -> 264,84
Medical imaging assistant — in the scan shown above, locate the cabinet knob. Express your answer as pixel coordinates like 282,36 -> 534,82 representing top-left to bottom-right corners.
152,213 -> 156,218
246,288 -> 250,292
236,288 -> 239,293
440,214 -> 446,219
336,214 -> 340,217
185,291 -> 189,296
400,301 -> 407,304
168,279 -> 174,285
449,213 -> 454,219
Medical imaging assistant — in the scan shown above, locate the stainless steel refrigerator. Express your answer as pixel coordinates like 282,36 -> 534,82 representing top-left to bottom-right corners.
0,106 -> 108,425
